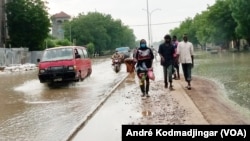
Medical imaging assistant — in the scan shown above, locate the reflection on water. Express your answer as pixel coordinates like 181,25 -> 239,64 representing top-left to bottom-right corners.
142,110 -> 152,116
0,57 -> 129,141
193,51 -> 250,111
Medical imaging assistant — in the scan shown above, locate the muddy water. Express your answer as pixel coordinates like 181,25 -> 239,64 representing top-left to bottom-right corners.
0,58 -> 128,141
193,51 -> 250,113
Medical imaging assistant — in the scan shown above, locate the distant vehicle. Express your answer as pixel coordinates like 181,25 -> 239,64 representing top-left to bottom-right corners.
115,47 -> 131,62
37,46 -> 92,83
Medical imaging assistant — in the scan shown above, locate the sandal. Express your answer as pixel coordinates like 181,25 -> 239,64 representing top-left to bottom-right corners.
185,86 -> 191,90
169,85 -> 174,90
169,87 -> 174,91
141,93 -> 145,97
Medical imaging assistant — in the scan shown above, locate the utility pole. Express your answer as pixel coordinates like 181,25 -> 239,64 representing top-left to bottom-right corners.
143,1 -> 160,48
149,8 -> 161,47
70,24 -> 72,45
146,0 -> 150,47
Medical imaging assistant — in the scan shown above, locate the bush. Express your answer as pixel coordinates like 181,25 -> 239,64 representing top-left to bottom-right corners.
56,39 -> 71,46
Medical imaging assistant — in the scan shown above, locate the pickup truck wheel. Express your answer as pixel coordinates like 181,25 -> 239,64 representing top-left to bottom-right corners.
79,71 -> 84,81
87,69 -> 92,76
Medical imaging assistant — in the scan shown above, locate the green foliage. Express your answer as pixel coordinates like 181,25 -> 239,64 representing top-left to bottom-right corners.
63,12 -> 136,55
86,42 -> 95,57
170,18 -> 199,47
192,11 -> 211,47
43,39 -> 71,49
5,0 -> 50,51
206,0 -> 237,47
230,0 -> 250,43
46,39 -> 56,48
55,39 -> 71,46
170,0 -> 250,48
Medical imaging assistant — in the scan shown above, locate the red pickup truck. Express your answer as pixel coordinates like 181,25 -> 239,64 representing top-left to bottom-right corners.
37,46 -> 92,83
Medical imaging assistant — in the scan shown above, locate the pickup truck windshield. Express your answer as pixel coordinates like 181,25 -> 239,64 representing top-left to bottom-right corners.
41,48 -> 74,62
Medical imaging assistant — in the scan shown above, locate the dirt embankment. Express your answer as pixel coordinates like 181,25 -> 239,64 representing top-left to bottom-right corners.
180,76 -> 250,124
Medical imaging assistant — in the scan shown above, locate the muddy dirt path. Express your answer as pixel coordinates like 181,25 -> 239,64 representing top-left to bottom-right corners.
130,74 -> 250,125
180,76 -> 250,124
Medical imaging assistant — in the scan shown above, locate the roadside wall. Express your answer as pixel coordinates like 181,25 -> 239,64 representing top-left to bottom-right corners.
0,48 -> 43,66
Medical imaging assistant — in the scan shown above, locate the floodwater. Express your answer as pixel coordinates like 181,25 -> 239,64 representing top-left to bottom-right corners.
193,50 -> 250,113
2,51 -> 250,140
0,57 -> 128,141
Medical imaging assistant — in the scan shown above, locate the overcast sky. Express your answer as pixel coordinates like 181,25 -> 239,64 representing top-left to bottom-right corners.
47,0 -> 216,42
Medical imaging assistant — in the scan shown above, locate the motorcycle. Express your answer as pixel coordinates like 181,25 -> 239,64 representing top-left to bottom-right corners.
112,58 -> 121,73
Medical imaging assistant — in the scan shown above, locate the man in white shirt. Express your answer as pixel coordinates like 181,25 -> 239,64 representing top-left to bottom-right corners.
176,34 -> 194,90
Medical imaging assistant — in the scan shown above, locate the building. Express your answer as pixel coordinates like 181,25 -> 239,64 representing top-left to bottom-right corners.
51,11 -> 71,40
1,2 -> 71,46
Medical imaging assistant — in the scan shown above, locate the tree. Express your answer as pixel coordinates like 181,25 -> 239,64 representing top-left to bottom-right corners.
170,0 -> 238,49
63,12 -> 136,55
5,0 -> 50,51
55,39 -> 71,46
193,11 -> 212,49
86,42 -> 95,57
170,18 -> 199,47
206,0 -> 237,48
230,0 -> 250,44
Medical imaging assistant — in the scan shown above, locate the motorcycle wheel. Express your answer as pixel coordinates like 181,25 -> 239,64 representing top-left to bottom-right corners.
115,65 -> 120,73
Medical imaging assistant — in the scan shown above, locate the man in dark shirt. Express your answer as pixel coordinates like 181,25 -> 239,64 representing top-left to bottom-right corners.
158,34 -> 175,90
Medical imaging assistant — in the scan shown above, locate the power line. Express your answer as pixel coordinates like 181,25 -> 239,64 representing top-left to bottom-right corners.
129,21 -> 182,27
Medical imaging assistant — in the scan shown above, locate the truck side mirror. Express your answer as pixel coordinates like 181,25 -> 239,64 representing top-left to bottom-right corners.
37,58 -> 40,63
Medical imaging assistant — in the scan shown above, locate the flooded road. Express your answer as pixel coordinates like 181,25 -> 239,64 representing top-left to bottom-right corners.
2,50 -> 250,140
193,51 -> 250,113
0,57 -> 128,141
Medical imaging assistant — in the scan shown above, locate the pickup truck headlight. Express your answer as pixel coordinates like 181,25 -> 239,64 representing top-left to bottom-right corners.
39,69 -> 45,73
68,66 -> 76,70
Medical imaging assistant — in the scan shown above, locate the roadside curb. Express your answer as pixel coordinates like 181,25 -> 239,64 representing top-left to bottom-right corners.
65,73 -> 129,141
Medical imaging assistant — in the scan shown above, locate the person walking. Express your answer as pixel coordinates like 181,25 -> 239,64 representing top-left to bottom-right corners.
158,34 -> 175,90
176,34 -> 194,90
172,35 -> 180,80
134,39 -> 154,97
